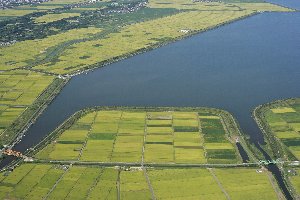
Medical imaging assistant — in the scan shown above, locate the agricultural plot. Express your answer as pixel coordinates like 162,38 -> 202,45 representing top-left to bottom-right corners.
87,168 -> 118,200
36,112 -> 97,160
147,168 -> 279,200
0,163 -> 54,199
147,0 -> 291,12
120,170 -> 152,199
0,0 -> 290,74
288,168 -> 300,198
32,0 -> 291,75
256,98 -> 300,160
0,0 -> 91,19
0,164 -> 280,200
202,117 -> 237,164
33,9 -> 256,74
0,27 -> 102,70
34,13 -> 81,23
0,70 -> 54,143
234,3 -> 292,12
213,168 -> 279,199
254,98 -> 300,199
36,108 -> 240,164
47,166 -> 99,200
0,164 -> 104,200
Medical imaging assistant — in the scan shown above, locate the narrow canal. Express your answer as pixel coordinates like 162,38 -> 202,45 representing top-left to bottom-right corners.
1,0 -> 300,198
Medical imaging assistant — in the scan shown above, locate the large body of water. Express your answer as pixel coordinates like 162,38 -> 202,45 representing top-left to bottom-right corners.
1,0 -> 300,198
14,9 -> 300,149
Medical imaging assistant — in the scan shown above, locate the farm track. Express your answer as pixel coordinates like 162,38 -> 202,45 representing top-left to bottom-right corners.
30,29 -> 116,68
143,168 -> 156,200
31,159 -> 259,168
43,165 -> 71,200
266,170 -> 286,200
208,168 -> 231,200
117,169 -> 121,200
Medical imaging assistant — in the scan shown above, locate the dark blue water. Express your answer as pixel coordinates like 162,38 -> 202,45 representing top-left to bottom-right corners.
267,0 -> 300,10
1,0 -> 300,198
13,11 -> 300,150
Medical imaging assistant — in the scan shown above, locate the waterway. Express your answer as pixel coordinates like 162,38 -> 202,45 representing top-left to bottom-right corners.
1,0 -> 300,198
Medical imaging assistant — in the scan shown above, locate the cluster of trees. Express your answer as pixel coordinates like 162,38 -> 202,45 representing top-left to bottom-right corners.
0,0 -> 49,9
0,0 -> 147,43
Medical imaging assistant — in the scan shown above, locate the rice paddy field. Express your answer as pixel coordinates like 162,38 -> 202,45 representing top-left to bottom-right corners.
0,27 -> 102,70
0,0 -> 92,19
0,164 -> 281,200
148,0 -> 291,12
0,70 -> 54,144
287,168 -> 300,199
254,98 -> 300,198
34,108 -> 242,164
255,98 -> 300,161
33,9 -> 255,74
34,13 -> 81,23
0,0 -> 291,75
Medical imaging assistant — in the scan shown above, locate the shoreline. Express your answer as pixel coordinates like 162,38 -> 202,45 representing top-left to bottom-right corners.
65,11 -> 259,77
252,97 -> 300,200
23,106 -> 252,165
0,77 -> 69,148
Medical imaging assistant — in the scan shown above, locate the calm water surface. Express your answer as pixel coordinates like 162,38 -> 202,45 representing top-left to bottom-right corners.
15,11 -> 300,149
1,1 -> 300,198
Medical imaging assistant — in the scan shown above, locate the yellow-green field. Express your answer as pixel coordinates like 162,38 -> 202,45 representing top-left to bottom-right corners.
0,70 -> 54,140
0,0 -> 291,74
34,9 -> 255,74
0,0 -> 90,18
34,13 -> 81,23
0,27 -> 102,70
255,98 -> 300,198
35,108 -> 240,164
0,164 -> 281,200
287,168 -> 300,199
256,98 -> 300,160
148,0 -> 291,12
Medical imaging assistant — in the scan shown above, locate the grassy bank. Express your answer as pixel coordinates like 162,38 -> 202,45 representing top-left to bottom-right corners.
24,107 -> 255,165
253,98 -> 300,199
0,163 -> 283,199
0,75 -> 69,147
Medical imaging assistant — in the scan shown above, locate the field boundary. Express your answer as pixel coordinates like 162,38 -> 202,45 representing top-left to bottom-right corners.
65,11 -> 259,77
23,107 -> 249,161
0,76 -> 69,147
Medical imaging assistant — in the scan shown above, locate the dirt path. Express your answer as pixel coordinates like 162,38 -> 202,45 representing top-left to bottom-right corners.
208,168 -> 231,200
117,169 -> 121,200
266,170 -> 285,200
143,168 -> 156,200
43,165 -> 70,200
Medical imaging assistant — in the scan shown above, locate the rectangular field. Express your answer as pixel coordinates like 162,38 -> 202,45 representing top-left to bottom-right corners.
0,165 -> 280,200
261,99 -> 300,160
257,98 -> 300,198
36,108 -> 240,164
0,70 -> 54,144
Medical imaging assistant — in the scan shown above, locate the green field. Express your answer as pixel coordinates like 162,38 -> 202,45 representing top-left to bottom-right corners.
0,0 -> 292,75
254,98 -> 300,198
254,98 -> 300,161
35,108 -> 241,164
34,13 -> 81,23
0,0 -> 292,146
0,0 -> 92,19
287,168 -> 300,199
0,164 -> 281,199
0,70 -> 55,145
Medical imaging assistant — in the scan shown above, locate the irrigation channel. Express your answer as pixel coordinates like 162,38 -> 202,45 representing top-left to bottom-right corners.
1,0 -> 300,198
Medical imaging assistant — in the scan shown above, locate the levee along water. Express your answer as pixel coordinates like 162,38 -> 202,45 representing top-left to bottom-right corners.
8,10 -> 300,152
1,0 -> 300,198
